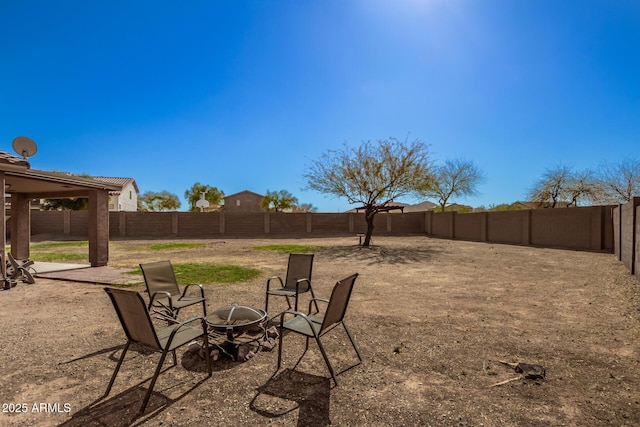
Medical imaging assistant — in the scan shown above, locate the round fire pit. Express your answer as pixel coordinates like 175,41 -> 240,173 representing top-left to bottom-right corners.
205,304 -> 267,343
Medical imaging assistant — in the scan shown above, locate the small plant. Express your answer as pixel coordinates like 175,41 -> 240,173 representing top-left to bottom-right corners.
253,244 -> 320,253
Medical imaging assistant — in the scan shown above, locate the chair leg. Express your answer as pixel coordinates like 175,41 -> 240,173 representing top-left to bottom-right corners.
277,319 -> 284,369
201,300 -> 207,317
104,341 -> 131,397
202,333 -> 212,377
309,288 -> 320,313
315,337 -> 338,386
342,322 -> 362,362
139,349 -> 170,415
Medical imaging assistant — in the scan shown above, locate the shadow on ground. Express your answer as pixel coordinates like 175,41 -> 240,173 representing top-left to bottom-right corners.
56,376 -> 208,427
250,368 -> 331,427
320,244 -> 439,265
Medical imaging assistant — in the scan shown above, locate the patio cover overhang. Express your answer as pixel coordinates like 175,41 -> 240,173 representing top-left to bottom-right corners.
1,151 -> 122,284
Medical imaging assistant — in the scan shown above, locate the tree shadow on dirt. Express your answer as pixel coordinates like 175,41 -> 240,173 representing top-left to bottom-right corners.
319,244 -> 439,266
250,368 -> 331,427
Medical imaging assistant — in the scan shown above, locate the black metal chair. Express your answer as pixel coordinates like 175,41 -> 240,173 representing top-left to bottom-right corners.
103,287 -> 212,415
265,253 -> 317,315
6,252 -> 35,284
140,260 -> 207,324
277,273 -> 361,386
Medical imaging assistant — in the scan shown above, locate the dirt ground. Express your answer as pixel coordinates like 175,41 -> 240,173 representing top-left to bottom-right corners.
1,236 -> 640,426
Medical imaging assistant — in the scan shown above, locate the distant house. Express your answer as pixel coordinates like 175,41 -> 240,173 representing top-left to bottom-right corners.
92,177 -> 139,211
223,190 -> 265,213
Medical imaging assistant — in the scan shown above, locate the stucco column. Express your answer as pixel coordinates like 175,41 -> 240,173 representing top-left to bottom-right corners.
88,190 -> 110,267
1,172 -> 5,282
10,192 -> 31,260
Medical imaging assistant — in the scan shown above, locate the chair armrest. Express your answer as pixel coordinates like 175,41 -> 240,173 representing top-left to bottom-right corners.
292,278 -> 311,312
294,278 -> 311,294
266,276 -> 284,292
163,316 -> 208,347
149,291 -> 174,310
279,310 -> 320,337
180,283 -> 205,299
308,297 -> 329,314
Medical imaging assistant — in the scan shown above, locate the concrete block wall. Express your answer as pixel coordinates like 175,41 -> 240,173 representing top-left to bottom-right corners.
28,206 -> 614,254
611,198 -> 640,278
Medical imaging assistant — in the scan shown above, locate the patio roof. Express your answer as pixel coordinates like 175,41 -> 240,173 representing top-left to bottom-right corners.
4,168 -> 121,196
1,149 -> 122,285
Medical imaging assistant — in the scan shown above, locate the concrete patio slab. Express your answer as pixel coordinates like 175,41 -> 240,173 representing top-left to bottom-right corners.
33,262 -> 142,286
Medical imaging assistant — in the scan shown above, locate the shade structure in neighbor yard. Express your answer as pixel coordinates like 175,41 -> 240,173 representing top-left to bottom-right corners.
0,148 -> 122,285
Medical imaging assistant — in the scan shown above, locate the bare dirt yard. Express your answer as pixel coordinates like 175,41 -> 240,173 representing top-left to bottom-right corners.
1,236 -> 640,426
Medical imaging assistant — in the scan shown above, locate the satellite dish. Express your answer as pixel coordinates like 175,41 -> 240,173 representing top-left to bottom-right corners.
12,136 -> 38,159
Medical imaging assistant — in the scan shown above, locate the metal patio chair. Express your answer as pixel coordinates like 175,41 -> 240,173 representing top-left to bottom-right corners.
140,260 -> 207,324
6,252 -> 35,284
265,253 -> 317,316
103,287 -> 212,415
277,273 -> 362,386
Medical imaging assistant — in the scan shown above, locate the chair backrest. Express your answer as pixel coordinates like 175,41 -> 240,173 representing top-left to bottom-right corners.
7,252 -> 19,270
320,273 -> 358,332
284,254 -> 314,292
105,287 -> 161,349
140,260 -> 180,297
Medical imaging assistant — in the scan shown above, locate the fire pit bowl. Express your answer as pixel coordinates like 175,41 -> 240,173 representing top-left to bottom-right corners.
206,304 -> 267,342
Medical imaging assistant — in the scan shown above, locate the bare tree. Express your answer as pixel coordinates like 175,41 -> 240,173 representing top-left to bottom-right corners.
260,190 -> 299,212
419,158 -> 485,212
303,137 -> 433,247
597,157 -> 640,204
565,169 -> 600,206
528,165 -> 598,207
529,165 -> 572,208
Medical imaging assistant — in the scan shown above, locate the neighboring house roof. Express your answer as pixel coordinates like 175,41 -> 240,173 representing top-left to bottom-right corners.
224,190 -> 265,199
345,200 -> 436,213
93,177 -> 139,195
354,204 -> 406,213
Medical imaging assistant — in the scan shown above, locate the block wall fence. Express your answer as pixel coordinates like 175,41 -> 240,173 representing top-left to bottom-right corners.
612,197 -> 640,281
29,205 -> 614,252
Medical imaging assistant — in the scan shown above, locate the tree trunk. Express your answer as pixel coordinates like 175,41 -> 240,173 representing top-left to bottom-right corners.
363,209 -> 376,247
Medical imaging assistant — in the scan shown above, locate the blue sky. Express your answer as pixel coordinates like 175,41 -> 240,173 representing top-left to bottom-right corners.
1,0 -> 638,212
